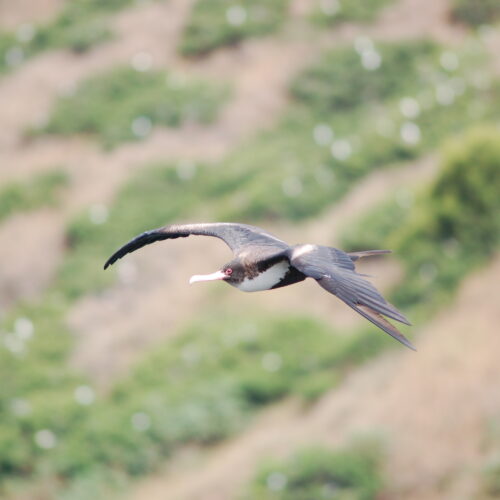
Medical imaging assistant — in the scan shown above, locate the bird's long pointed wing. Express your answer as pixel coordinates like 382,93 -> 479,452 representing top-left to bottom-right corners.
104,222 -> 288,269
289,245 -> 414,350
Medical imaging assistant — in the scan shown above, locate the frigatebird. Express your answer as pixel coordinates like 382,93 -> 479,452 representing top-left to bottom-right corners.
104,222 -> 414,350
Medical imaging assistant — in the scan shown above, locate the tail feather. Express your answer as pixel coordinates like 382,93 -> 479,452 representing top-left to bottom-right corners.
354,304 -> 416,351
348,249 -> 391,261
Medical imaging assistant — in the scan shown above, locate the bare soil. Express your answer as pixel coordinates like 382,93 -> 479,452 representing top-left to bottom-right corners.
0,0 -> 64,30
0,209 -> 64,311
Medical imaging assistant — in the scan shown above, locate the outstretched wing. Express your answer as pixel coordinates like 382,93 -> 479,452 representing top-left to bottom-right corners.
104,222 -> 288,269
289,245 -> 414,350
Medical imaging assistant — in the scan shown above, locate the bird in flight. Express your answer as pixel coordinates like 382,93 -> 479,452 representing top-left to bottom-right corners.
104,222 -> 414,350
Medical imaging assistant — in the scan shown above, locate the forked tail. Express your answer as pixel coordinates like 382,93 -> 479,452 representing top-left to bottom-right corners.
348,249 -> 391,262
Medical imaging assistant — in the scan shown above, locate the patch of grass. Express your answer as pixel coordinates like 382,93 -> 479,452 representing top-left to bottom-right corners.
0,296 -> 85,479
0,169 -> 68,223
0,31 -> 24,75
40,66 -> 228,148
243,439 -> 383,500
0,0 -> 139,75
482,458 -> 500,499
32,13 -> 111,55
450,0 -> 500,27
291,41 -> 436,113
477,419 -> 500,498
180,0 -> 290,56
340,192 -> 413,251
311,0 -> 395,27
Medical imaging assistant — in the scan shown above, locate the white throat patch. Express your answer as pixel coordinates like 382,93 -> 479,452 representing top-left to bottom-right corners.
236,260 -> 290,292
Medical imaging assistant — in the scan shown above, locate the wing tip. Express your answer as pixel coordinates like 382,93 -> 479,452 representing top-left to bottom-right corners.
103,253 -> 117,270
399,336 -> 417,351
102,228 -> 162,271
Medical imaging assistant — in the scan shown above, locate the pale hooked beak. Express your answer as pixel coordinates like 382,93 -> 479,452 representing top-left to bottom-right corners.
189,270 -> 226,284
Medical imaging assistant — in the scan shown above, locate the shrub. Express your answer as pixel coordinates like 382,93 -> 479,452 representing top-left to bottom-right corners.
40,66 -> 228,147
291,41 -> 436,113
311,0 -> 395,26
390,126 -> 500,312
340,193 -> 413,251
341,126 -> 500,316
482,458 -> 500,498
0,169 -> 68,222
180,0 -> 290,56
0,0 -> 136,75
0,297 -> 85,478
33,16 -> 111,54
450,0 -> 500,27
0,31 -> 25,75
244,440 -> 383,500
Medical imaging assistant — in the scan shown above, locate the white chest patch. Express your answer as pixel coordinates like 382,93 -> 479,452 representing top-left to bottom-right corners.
236,260 -> 290,292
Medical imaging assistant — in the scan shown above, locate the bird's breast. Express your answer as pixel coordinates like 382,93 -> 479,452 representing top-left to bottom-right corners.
235,260 -> 290,292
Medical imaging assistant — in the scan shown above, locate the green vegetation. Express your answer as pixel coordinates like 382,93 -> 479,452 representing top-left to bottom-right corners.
450,0 -> 500,27
482,458 -> 500,498
75,314 -> 381,474
0,303 -> 385,497
0,28 -> 42,76
341,126 -> 500,317
478,419 -> 500,498
0,169 -> 68,222
0,0 -> 139,75
311,0 -> 395,26
0,31 -> 22,75
0,297 -> 83,477
31,0 -> 145,53
244,440 -> 383,500
180,0 -> 290,56
291,41 -> 436,112
40,66 -> 228,147
340,193 -> 413,251
392,126 -> 500,314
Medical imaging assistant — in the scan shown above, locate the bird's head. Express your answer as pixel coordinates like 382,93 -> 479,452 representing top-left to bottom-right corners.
189,259 -> 244,286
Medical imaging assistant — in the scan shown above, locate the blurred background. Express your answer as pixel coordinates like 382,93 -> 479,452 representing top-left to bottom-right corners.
1,0 -> 499,499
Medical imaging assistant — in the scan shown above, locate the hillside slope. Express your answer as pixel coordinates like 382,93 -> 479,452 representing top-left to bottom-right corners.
131,254 -> 500,500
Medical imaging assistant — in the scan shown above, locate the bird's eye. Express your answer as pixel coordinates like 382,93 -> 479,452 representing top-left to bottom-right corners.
225,268 -> 233,276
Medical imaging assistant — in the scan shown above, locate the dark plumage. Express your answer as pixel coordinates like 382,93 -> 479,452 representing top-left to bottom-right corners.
104,222 -> 414,350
